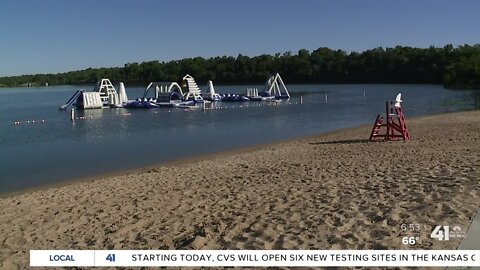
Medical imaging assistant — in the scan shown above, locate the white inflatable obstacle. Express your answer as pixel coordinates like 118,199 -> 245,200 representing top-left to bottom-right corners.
264,73 -> 290,98
59,90 -> 83,110
203,80 -> 222,101
143,82 -> 183,100
118,82 -> 128,103
61,78 -> 130,109
208,80 -> 215,96
93,78 -> 122,108
246,87 -> 259,97
182,74 -> 204,102
81,92 -> 103,109
94,79 -> 118,103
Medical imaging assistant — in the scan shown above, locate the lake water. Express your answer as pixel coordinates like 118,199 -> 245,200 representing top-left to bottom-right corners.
0,84 -> 478,193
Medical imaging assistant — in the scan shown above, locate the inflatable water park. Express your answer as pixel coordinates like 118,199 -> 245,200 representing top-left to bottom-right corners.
59,73 -> 290,110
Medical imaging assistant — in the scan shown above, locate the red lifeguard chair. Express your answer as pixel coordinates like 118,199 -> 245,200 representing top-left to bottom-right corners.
369,93 -> 410,141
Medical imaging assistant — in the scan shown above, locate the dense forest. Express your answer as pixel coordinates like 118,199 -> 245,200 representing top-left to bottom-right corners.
1,44 -> 479,89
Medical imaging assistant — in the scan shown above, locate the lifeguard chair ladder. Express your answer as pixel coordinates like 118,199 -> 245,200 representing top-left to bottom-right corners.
369,93 -> 410,141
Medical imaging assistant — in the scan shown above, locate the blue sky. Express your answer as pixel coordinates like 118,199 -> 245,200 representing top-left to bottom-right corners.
0,0 -> 479,76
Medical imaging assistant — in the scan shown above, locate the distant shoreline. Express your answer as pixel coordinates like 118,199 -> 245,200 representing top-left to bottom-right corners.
1,44 -> 479,90
0,82 -> 462,90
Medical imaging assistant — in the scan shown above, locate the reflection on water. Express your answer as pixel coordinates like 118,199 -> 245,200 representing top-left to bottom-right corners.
0,84 -> 478,193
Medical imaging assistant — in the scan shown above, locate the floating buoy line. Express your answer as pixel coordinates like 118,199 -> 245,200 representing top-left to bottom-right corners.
11,96 -> 303,128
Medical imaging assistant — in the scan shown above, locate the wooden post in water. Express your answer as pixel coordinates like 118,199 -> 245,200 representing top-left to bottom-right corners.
70,108 -> 75,122
325,92 -> 328,104
300,96 -> 303,105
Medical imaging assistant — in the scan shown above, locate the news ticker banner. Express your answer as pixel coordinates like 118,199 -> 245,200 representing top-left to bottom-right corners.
31,250 -> 480,267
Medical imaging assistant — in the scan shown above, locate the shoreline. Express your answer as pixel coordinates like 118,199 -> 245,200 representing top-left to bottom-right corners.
1,122 -> 370,198
1,110 -> 479,268
0,109 -> 474,198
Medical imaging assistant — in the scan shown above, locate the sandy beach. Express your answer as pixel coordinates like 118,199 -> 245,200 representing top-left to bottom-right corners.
1,110 -> 479,268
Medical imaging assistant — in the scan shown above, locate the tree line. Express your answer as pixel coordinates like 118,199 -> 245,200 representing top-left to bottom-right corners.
1,44 -> 479,89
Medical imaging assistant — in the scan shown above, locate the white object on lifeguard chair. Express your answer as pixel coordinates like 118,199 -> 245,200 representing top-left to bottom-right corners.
394,93 -> 402,108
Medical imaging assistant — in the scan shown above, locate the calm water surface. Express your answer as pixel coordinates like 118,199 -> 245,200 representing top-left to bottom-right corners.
0,84 -> 478,193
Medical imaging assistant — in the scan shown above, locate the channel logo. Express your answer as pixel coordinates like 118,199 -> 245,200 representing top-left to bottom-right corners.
430,225 -> 466,241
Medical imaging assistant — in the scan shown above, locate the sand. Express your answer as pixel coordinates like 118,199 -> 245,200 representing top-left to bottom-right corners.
1,110 -> 479,269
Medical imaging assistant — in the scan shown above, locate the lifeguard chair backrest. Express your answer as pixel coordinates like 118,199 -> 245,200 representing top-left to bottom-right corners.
394,93 -> 402,108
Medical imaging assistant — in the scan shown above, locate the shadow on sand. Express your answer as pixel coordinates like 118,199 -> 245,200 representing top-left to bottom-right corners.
309,139 -> 372,145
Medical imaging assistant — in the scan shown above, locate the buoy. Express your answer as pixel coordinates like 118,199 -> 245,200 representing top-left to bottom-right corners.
41,120 -> 45,123
300,96 -> 303,104
325,93 -> 328,103
70,108 -> 75,122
